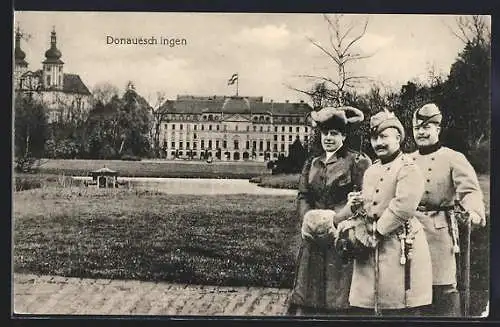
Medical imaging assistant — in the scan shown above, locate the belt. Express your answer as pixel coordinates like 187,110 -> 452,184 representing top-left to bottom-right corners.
416,204 -> 454,212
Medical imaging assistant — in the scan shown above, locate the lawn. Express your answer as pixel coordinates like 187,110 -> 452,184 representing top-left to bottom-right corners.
34,159 -> 270,179
12,174 -> 490,316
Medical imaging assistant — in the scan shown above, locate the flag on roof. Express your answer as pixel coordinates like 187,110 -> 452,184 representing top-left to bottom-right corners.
227,73 -> 238,85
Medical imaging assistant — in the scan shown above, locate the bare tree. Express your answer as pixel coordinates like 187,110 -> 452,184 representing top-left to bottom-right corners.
287,14 -> 372,108
92,82 -> 119,105
446,15 -> 491,47
148,91 -> 170,158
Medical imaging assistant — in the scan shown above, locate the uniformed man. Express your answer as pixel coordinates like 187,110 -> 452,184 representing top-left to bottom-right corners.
339,110 -> 433,316
410,103 -> 486,316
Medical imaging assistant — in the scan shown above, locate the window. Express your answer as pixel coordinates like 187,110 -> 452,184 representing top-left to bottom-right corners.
194,133 -> 197,139
208,140 -> 212,149
180,124 -> 183,130
186,142 -> 190,149
46,66 -> 51,71
203,115 -> 207,120
296,127 -> 300,133
224,125 -> 227,131
253,126 -> 257,132
259,141 -> 263,151
289,135 -> 292,141
201,140 -> 205,149
274,126 -> 278,132
223,140 -> 227,149
266,141 -> 270,150
209,125 -> 212,131
216,125 -> 220,131
273,135 -> 277,141
273,144 -> 277,151
246,126 -> 250,131
179,142 -> 183,149
289,126 -> 292,133
193,142 -> 197,149
281,135 -> 285,141
194,125 -> 197,131
281,144 -> 285,151
252,141 -> 257,149
234,140 -> 239,150
172,124 -> 176,130
267,126 -> 271,132
260,126 -> 263,132
305,127 -> 309,133
282,126 -> 285,132
201,125 -> 205,131
208,114 -> 213,120
216,140 -> 219,148
246,141 -> 250,149
305,135 -> 309,142
235,125 -> 239,131
171,141 -> 175,148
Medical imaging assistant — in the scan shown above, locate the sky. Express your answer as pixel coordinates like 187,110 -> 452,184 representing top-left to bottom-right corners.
13,12 -> 490,105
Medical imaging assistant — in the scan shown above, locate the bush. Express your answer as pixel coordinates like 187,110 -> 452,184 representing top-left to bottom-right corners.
468,140 -> 490,174
14,177 -> 42,191
120,154 -> 142,161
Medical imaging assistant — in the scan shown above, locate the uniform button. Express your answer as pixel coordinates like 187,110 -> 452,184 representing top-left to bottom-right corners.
373,201 -> 378,205
380,178 -> 383,182
373,214 -> 379,219
386,167 -> 390,171
375,189 -> 380,193
426,179 -> 430,182
412,157 -> 416,160
431,157 -> 435,161
428,168 -> 432,171
425,191 -> 430,194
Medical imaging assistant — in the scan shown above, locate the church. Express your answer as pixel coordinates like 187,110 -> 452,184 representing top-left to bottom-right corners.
14,26 -> 92,123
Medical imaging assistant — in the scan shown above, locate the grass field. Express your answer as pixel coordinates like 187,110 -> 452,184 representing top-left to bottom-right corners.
35,159 -> 270,179
12,174 -> 490,316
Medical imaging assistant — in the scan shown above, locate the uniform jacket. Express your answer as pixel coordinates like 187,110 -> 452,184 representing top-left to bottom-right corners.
410,146 -> 486,285
290,147 -> 371,310
349,152 -> 433,309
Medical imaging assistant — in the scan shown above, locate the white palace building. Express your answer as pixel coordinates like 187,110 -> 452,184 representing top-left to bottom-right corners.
159,95 -> 313,161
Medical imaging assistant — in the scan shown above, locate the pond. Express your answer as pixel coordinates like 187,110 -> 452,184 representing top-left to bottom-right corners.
73,177 -> 297,196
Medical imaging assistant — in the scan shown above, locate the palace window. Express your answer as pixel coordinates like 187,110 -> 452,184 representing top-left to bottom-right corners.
186,141 -> 190,149
289,126 -> 292,133
217,125 -> 220,131
273,144 -> 277,151
208,140 -> 212,149
180,124 -> 183,130
224,125 -> 227,131
253,126 -> 257,132
216,140 -> 220,148
194,125 -> 197,130
201,125 -> 205,131
281,135 -> 285,141
246,141 -> 250,149
209,114 -> 213,120
266,141 -> 270,150
274,135 -> 277,141
252,141 -> 257,149
179,142 -> 183,149
193,142 -> 197,149
305,135 -> 309,142
234,140 -> 239,150
259,141 -> 263,151
305,127 -> 309,133
223,140 -> 227,149
281,126 -> 285,132
172,124 -> 176,130
289,135 -> 292,141
171,141 -> 175,148
267,126 -> 270,132
281,144 -> 285,151
235,125 -> 239,131
209,125 -> 212,131
260,126 -> 263,132
296,127 -> 300,133
194,133 -> 197,139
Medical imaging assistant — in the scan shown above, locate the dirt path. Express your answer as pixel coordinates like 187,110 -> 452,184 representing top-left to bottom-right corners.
13,274 -> 291,316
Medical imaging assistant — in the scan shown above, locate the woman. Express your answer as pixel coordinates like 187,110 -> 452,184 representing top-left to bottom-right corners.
288,106 -> 371,315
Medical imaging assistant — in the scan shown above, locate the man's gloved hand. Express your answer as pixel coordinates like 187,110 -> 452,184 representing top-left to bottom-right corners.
469,211 -> 485,227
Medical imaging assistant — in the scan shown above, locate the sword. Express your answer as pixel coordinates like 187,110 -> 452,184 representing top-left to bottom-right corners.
455,200 -> 471,316
373,221 -> 381,316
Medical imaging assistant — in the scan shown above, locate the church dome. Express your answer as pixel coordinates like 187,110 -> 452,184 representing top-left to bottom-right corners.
15,47 -> 26,61
43,29 -> 63,64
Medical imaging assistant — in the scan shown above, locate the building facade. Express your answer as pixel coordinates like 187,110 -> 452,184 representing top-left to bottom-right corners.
159,95 -> 312,161
14,26 -> 92,123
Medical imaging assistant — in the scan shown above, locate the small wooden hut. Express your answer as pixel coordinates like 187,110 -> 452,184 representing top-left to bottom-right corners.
89,167 -> 119,188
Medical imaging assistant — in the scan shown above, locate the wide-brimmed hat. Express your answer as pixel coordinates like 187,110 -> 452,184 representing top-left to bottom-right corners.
370,110 -> 405,140
413,103 -> 443,127
311,106 -> 365,132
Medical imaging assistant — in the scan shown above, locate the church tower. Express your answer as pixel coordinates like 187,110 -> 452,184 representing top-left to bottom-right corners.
14,26 -> 29,89
42,26 -> 64,90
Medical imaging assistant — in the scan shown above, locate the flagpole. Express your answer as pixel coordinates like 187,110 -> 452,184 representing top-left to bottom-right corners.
236,72 -> 239,96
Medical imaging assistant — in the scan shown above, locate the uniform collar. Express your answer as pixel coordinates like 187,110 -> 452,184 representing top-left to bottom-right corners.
379,149 -> 402,165
418,141 -> 442,155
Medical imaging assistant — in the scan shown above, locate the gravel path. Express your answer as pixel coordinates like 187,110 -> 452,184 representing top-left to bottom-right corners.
13,274 -> 291,316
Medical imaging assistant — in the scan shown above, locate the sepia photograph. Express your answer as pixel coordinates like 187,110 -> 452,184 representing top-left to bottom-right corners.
12,11 -> 490,318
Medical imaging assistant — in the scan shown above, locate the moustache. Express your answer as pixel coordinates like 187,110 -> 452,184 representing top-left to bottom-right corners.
374,145 -> 387,151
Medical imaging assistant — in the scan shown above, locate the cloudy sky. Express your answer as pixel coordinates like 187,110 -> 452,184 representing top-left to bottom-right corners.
13,12 -> 489,104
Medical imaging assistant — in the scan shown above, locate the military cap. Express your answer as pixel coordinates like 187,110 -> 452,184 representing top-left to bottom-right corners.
310,106 -> 364,132
369,110 -> 405,140
413,103 -> 442,127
